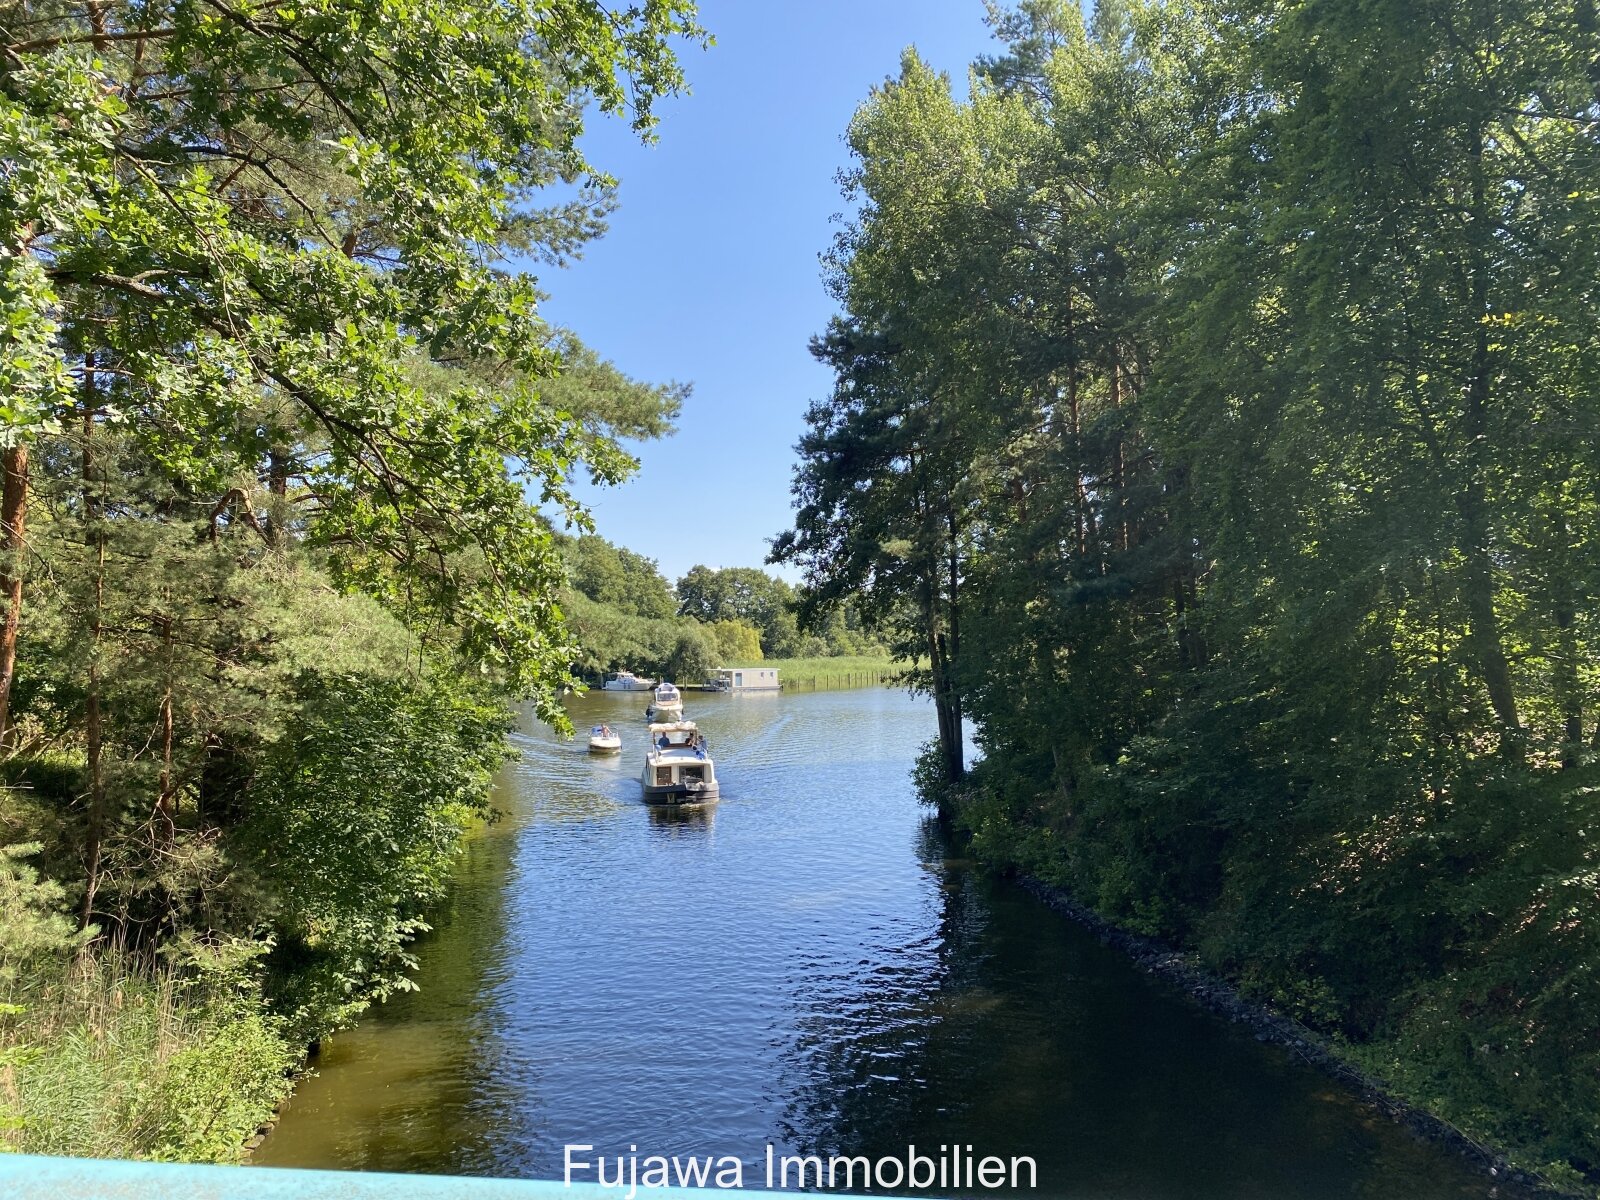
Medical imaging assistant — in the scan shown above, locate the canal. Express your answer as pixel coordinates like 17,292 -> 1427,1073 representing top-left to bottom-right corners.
256,686 -> 1495,1198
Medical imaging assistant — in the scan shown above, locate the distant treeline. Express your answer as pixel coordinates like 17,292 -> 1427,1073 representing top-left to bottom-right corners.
777,0 -> 1600,1186
558,536 -> 884,685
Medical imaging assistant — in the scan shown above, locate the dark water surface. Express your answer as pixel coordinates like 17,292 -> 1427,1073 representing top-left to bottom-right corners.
257,687 -> 1494,1199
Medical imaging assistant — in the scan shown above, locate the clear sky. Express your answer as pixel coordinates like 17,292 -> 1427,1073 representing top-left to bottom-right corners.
536,1 -> 998,585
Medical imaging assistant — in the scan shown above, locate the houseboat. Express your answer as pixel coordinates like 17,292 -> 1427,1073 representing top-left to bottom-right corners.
588,724 -> 621,753
646,682 -> 683,721
707,667 -> 780,692
602,670 -> 654,692
641,721 -> 719,803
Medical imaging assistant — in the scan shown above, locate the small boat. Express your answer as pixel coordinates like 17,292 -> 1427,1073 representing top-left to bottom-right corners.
588,724 -> 621,753
641,721 -> 719,804
602,670 -> 654,692
645,681 -> 683,721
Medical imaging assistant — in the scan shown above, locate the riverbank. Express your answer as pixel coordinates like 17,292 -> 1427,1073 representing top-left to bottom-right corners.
0,672 -> 508,1163
1011,873 -> 1578,1200
937,745 -> 1600,1200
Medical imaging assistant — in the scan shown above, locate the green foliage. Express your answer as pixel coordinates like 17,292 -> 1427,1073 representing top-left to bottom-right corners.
537,335 -> 690,443
708,619 -> 763,663
0,0 -> 706,1162
787,0 -> 1600,1181
558,542 -> 875,682
239,672 -> 509,1038
664,624 -> 717,686
0,947 -> 294,1163
561,589 -> 692,680
0,844 -> 86,978
563,535 -> 679,620
3,0 -> 706,721
676,565 -> 803,657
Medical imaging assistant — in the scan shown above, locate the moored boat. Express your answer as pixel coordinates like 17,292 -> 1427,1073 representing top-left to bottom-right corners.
640,721 -> 718,803
588,724 -> 621,753
602,670 -> 654,692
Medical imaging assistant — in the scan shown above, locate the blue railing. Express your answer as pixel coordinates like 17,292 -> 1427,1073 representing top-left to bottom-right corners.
0,1155 -> 857,1200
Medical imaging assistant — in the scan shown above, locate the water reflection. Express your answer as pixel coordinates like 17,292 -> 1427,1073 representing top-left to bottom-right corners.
259,688 -> 1500,1200
646,802 -> 717,836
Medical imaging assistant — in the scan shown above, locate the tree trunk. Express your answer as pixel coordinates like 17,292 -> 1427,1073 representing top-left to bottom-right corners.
1554,599 -> 1581,769
944,505 -> 964,781
1064,295 -> 1087,561
157,615 -> 177,840
265,447 -> 290,546
920,564 -> 963,789
1458,114 -> 1520,738
80,372 -> 108,930
0,443 -> 29,749
1110,359 -> 1127,553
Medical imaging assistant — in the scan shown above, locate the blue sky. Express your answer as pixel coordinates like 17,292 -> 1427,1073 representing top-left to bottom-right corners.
536,1 -> 999,585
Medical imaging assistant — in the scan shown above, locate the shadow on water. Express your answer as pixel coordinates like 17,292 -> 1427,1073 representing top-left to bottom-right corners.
258,688 -> 1500,1199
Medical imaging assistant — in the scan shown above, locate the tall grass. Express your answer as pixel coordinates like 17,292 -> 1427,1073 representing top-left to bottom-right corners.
0,950 -> 295,1162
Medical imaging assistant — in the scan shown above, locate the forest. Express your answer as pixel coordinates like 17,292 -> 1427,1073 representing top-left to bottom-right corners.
776,0 -> 1600,1187
0,0 -> 709,1159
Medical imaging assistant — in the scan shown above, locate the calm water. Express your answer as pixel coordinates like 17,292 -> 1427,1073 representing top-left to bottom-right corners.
257,687 -> 1496,1199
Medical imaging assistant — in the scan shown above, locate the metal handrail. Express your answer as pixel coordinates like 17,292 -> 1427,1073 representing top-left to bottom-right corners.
0,1155 -> 877,1200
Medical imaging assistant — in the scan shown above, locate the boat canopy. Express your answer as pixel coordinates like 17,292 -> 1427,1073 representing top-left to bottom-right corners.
647,721 -> 698,735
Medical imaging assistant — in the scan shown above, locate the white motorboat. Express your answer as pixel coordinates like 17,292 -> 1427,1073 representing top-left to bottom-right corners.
646,681 -> 683,721
588,723 -> 621,753
602,670 -> 654,692
641,721 -> 718,804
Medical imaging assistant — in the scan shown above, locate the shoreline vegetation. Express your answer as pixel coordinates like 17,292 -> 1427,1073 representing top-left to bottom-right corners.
0,0 -> 710,1164
5,0 -> 1597,1192
773,1 -> 1600,1195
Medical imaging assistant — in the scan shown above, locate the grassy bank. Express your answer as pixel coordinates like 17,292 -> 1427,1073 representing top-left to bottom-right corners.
724,656 -> 900,690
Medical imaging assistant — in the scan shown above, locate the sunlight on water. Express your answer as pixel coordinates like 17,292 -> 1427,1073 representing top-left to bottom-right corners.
257,687 -> 1495,1199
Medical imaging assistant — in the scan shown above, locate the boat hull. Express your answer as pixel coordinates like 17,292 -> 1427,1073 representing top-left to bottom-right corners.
588,738 -> 621,753
639,779 -> 719,804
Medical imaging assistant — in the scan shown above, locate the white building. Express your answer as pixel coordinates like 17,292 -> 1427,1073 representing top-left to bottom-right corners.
708,667 -> 780,692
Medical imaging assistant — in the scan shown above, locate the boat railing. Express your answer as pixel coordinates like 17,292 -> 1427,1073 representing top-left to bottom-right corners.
0,1156 -> 889,1200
